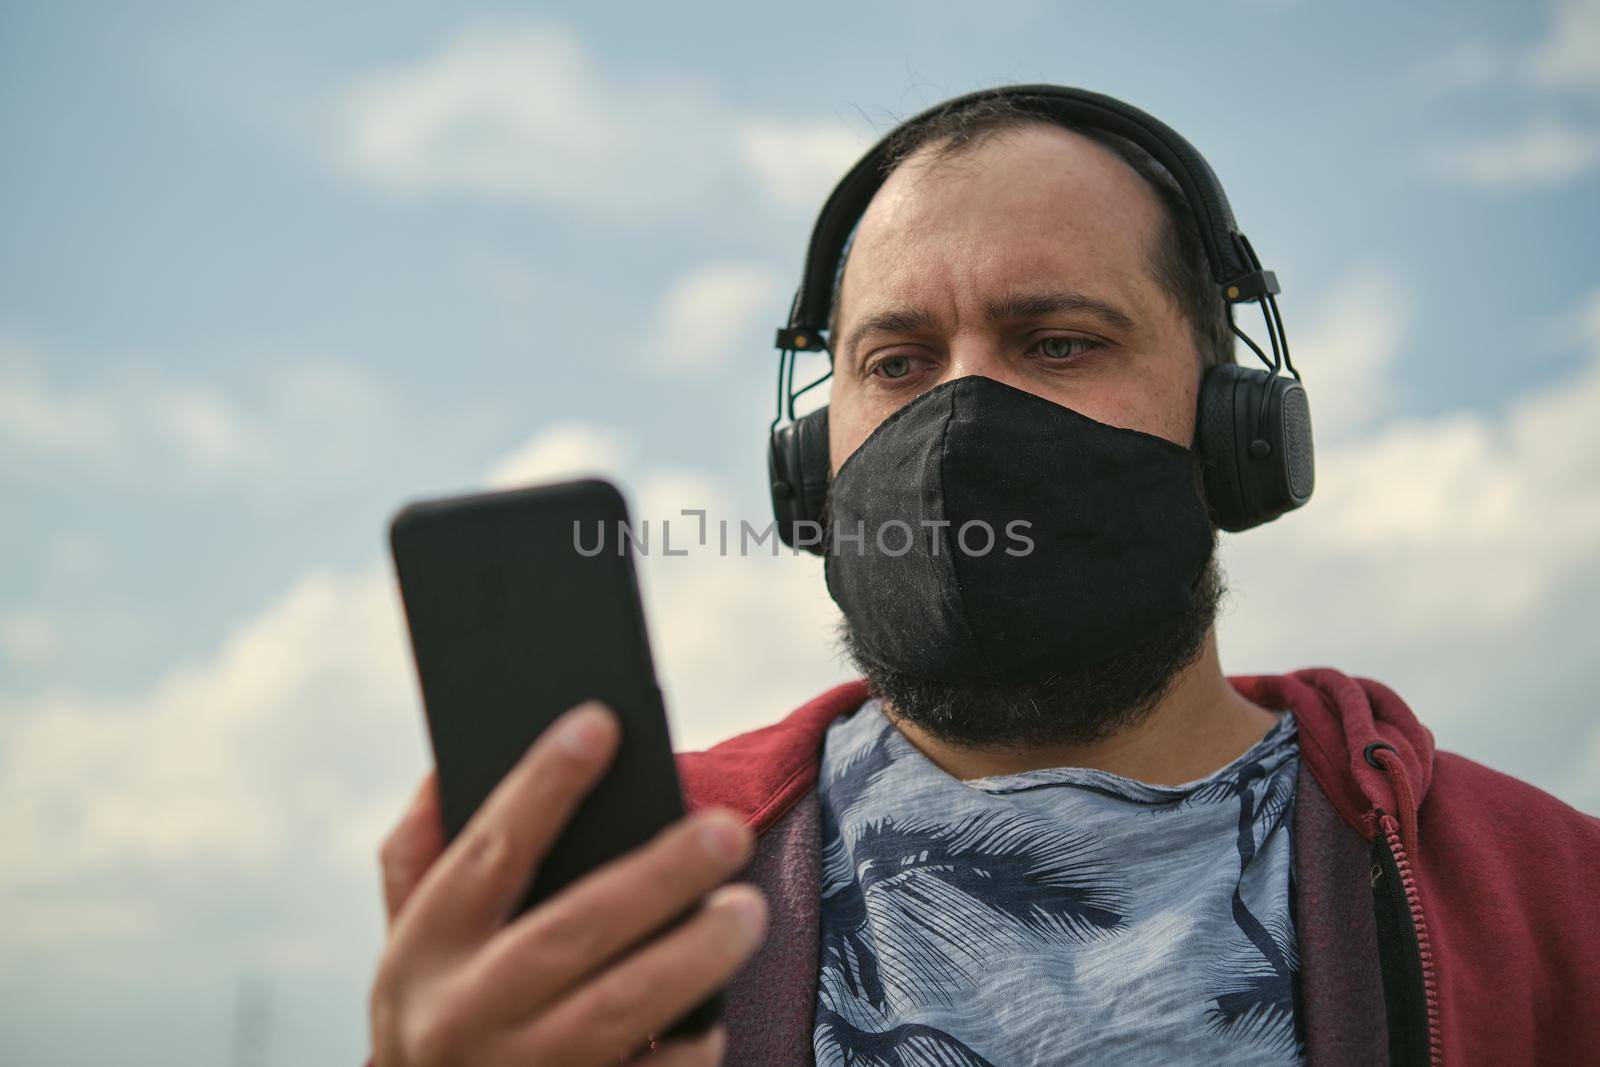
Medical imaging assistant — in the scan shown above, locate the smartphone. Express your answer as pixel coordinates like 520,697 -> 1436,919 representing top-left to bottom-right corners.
389,477 -> 718,1034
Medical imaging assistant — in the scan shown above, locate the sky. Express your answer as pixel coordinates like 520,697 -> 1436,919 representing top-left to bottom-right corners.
2,1 -> 1598,1064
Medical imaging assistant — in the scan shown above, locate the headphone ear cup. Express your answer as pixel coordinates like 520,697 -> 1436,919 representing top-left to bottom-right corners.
1197,363 -> 1315,532
1198,363 -> 1252,532
768,406 -> 831,553
1271,376 -> 1315,513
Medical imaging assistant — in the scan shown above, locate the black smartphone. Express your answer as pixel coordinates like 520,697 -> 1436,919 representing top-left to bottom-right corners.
389,477 -> 718,1035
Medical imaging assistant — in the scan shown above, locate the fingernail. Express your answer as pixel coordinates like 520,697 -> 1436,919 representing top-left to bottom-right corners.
697,812 -> 750,864
703,1025 -> 727,1061
718,886 -> 766,940
558,703 -> 610,757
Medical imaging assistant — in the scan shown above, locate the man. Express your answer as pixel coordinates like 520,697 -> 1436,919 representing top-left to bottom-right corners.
367,87 -> 1599,1065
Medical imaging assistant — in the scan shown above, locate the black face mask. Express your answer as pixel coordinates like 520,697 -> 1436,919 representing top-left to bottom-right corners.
824,375 -> 1214,685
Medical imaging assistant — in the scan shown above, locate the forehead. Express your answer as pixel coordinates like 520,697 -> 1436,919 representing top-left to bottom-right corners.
836,123 -> 1167,327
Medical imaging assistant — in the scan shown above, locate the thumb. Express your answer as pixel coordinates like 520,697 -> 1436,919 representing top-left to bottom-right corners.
379,770 -> 445,927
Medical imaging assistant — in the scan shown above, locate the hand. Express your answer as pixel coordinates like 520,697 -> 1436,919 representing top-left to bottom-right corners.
370,701 -> 766,1066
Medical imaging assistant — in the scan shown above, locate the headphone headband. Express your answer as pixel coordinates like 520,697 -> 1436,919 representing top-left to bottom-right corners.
775,84 -> 1279,353
767,85 -> 1313,545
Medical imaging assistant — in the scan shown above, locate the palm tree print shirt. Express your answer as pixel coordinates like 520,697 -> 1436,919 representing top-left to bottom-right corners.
813,698 -> 1304,1066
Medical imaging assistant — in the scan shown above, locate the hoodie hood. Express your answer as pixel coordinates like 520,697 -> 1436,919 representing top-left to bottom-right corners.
679,668 -> 1436,849
1233,669 -> 1436,847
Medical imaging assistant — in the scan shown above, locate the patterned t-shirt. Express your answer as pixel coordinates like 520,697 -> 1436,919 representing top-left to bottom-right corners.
813,698 -> 1305,1066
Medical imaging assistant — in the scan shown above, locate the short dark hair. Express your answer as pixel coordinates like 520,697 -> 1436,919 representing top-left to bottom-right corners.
828,95 -> 1235,372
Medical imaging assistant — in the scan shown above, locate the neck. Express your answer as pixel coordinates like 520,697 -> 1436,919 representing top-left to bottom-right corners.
883,630 -> 1278,785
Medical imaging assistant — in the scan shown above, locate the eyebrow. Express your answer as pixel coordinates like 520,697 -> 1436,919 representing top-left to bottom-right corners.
841,289 -> 1137,360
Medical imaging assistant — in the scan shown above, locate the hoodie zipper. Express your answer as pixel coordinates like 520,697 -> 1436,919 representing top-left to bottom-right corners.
1363,739 -> 1440,1065
1371,810 -> 1441,1066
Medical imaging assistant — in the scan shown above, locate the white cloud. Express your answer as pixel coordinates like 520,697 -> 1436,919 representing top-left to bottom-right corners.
485,420 -> 633,488
0,611 -> 61,668
1428,118 -> 1600,189
1221,281 -> 1600,703
0,348 -> 277,477
0,345 -> 383,487
0,568 -> 416,889
647,260 -> 783,373
337,22 -> 870,214
1422,0 -> 1600,93
0,346 -> 121,455
737,118 -> 873,210
1528,0 -> 1600,90
1416,41 -> 1504,93
1423,0 -> 1600,190
52,531 -> 110,579
339,24 -> 721,213
1283,268 -> 1407,440
151,384 -> 274,472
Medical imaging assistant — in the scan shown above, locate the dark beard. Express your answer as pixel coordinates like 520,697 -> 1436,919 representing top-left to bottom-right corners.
837,557 -> 1226,751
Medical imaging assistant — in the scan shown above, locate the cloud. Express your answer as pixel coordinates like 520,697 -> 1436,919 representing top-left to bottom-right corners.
150,384 -> 275,472
1423,0 -> 1600,190
52,532 -> 110,580
1528,0 -> 1600,90
1428,117 -> 1600,189
646,260 -> 784,373
737,117 -> 873,210
0,345 -> 383,488
485,420 -> 633,487
0,346 -> 121,456
339,24 -> 722,213
0,611 -> 61,668
1281,268 -> 1407,440
1220,283 -> 1600,758
0,568 -> 420,884
1416,41 -> 1504,93
337,22 -> 870,215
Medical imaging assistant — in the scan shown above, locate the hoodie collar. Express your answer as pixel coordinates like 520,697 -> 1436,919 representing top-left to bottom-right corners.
678,669 -> 1435,848
1233,669 -> 1435,849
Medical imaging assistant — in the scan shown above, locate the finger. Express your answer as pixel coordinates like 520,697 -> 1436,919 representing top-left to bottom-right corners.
463,808 -> 754,1020
507,884 -> 766,1065
628,1025 -> 726,1067
391,701 -> 621,955
380,771 -> 444,926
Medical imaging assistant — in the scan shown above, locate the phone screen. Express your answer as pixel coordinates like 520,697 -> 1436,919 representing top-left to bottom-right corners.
389,478 -> 688,913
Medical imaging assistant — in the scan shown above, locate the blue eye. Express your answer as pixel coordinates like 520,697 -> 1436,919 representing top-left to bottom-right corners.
1033,336 -> 1096,360
875,356 -> 913,379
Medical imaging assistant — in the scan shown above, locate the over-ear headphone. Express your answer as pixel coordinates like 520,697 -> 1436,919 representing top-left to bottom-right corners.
768,85 -> 1314,551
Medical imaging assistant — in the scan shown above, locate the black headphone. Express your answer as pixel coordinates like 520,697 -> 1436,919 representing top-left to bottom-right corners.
768,85 -> 1314,552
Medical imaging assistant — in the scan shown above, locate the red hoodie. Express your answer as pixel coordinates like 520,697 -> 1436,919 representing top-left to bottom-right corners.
677,669 -> 1600,1065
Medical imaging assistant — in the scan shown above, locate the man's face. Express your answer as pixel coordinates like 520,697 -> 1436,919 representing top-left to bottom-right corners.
828,123 -> 1201,472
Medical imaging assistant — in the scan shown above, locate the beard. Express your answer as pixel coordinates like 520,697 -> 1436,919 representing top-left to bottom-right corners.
837,556 -> 1227,751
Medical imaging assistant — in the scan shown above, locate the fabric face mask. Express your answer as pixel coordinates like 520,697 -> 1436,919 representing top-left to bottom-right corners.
824,375 -> 1214,684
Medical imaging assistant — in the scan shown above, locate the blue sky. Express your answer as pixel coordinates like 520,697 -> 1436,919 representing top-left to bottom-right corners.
3,2 -> 1598,1064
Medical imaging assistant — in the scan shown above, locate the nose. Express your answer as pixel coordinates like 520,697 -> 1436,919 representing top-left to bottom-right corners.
942,336 -> 1029,392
